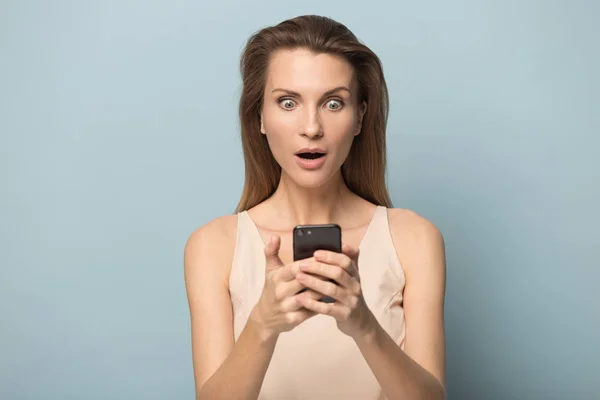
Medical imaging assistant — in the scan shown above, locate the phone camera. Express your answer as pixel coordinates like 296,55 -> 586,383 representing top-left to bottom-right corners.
307,230 -> 312,235
297,230 -> 304,237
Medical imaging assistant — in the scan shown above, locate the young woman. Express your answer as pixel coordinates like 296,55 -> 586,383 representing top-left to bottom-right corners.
184,15 -> 447,400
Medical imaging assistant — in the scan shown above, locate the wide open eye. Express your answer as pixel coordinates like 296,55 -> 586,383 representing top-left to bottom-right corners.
325,99 -> 343,111
279,98 -> 297,110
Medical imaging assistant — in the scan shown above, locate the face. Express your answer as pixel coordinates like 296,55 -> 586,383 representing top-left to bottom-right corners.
260,48 -> 366,188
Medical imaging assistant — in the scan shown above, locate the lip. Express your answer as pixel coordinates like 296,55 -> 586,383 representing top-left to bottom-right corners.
295,153 -> 327,170
295,147 -> 327,155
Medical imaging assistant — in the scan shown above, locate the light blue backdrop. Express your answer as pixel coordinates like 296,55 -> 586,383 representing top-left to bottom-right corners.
1,1 -> 598,399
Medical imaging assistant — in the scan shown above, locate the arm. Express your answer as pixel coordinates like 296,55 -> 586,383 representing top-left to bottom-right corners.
353,210 -> 447,399
184,217 -> 278,400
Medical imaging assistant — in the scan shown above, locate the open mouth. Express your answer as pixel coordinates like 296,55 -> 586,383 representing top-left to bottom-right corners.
296,152 -> 326,160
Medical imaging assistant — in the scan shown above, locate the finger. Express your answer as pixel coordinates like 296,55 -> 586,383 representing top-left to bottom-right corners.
296,293 -> 351,320
284,308 -> 317,326
298,260 -> 354,289
280,289 -> 323,312
274,259 -> 305,282
296,272 -> 346,303
273,278 -> 306,301
264,235 -> 283,272
313,249 -> 356,276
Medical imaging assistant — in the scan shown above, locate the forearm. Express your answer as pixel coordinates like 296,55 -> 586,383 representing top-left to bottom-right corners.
198,315 -> 277,400
354,320 -> 446,400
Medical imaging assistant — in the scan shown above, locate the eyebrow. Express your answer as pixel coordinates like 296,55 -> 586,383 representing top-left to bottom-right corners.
271,86 -> 352,97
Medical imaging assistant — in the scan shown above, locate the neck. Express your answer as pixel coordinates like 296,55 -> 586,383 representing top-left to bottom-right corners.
267,171 -> 357,226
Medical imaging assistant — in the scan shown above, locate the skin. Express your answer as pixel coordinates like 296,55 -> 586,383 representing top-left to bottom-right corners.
184,48 -> 447,399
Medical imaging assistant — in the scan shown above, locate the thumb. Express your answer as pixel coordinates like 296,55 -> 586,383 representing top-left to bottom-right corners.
342,243 -> 360,264
264,235 -> 284,271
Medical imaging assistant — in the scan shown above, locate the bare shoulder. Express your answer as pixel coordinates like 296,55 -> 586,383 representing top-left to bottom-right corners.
184,214 -> 239,286
185,214 -> 238,251
386,208 -> 443,242
386,208 -> 446,278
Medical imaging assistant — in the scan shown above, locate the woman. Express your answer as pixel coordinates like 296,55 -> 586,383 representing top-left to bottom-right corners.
184,15 -> 447,400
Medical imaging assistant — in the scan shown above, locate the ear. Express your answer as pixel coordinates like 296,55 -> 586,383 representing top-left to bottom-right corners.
260,111 -> 266,134
355,101 -> 367,136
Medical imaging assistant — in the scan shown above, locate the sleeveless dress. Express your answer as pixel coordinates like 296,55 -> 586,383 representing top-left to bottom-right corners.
229,206 -> 406,399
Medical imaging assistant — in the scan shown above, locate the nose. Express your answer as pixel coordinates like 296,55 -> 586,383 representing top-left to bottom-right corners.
300,107 -> 323,139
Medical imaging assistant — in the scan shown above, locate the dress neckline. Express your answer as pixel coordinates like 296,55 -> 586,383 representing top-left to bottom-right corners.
241,205 -> 384,251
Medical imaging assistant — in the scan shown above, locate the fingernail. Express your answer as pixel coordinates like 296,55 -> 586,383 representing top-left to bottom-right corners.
313,251 -> 323,258
298,261 -> 309,270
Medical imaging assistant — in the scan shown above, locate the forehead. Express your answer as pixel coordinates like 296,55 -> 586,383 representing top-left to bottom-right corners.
265,48 -> 356,92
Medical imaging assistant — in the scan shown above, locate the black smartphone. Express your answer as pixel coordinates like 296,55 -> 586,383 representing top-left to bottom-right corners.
293,223 -> 342,303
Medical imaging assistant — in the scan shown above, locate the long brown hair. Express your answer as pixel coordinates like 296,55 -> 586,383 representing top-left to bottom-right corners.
235,15 -> 392,213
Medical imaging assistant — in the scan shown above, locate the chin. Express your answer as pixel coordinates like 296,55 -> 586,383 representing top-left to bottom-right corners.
295,179 -> 328,189
286,169 -> 339,189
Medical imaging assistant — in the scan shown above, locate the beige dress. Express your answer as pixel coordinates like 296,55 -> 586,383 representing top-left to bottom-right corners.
229,206 -> 406,399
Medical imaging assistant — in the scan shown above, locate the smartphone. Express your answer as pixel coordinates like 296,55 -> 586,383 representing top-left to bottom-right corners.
293,223 -> 342,303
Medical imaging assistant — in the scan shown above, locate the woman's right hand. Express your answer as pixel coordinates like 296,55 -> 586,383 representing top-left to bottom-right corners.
250,235 -> 320,340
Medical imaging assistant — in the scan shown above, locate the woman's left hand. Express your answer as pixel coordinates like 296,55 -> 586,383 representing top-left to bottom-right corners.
295,244 -> 375,339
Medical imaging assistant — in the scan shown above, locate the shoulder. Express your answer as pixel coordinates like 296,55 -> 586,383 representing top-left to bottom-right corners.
185,214 -> 239,256
386,208 -> 443,244
184,214 -> 239,286
386,208 -> 446,279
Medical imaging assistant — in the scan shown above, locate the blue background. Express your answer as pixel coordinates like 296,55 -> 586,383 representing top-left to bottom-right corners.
1,1 -> 598,398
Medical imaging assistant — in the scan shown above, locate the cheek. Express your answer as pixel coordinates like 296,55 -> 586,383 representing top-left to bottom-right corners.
324,114 -> 357,147
263,107 -> 296,135
262,109 -> 296,165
